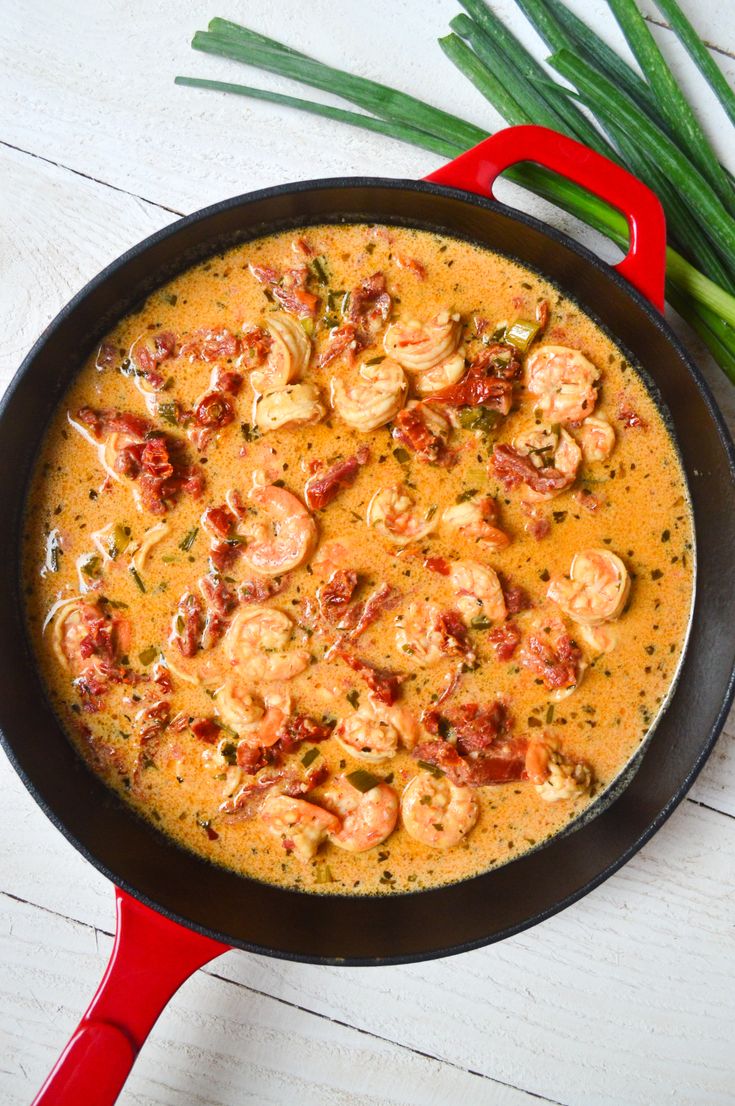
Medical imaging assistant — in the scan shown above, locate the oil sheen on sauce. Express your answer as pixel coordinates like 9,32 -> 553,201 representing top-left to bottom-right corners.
23,224 -> 694,895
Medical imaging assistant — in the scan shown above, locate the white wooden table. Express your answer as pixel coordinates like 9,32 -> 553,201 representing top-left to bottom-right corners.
2,2 -> 735,1103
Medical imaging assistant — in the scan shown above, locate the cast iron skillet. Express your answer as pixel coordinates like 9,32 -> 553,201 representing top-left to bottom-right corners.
2,127 -> 735,1105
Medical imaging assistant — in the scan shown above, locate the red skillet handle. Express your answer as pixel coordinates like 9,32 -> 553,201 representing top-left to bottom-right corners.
425,124 -> 666,311
32,888 -> 230,1106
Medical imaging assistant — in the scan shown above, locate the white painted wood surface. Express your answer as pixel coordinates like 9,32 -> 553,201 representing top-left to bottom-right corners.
1,2 -> 735,1103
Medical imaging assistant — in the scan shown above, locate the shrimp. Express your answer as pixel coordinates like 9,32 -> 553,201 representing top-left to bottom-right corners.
366,484 -> 437,546
225,605 -> 310,682
130,521 -> 170,573
511,423 -> 582,501
311,539 -> 353,579
331,357 -> 407,431
241,485 -> 317,576
260,792 -> 340,861
382,699 -> 423,750
395,602 -> 471,666
525,344 -> 599,424
574,415 -> 615,462
215,677 -> 264,729
250,314 -> 311,394
255,382 -> 325,432
215,679 -> 290,745
324,776 -> 399,852
413,349 -> 466,398
578,621 -> 618,655
401,772 -> 478,848
441,497 -> 510,551
335,700 -> 402,762
449,560 -> 506,626
547,549 -> 630,626
525,736 -> 592,802
383,311 -> 462,373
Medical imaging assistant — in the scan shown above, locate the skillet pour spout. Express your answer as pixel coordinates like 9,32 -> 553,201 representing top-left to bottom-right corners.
0,127 -> 733,1104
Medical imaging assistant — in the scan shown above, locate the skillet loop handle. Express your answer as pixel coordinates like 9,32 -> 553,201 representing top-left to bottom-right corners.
32,888 -> 230,1106
425,124 -> 666,312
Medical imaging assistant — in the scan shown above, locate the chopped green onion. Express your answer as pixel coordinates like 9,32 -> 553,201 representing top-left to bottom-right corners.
346,769 -> 380,792
138,645 -> 159,666
310,255 -> 330,284
179,527 -> 199,552
470,614 -> 492,630
313,861 -> 334,883
417,760 -> 445,778
129,565 -> 146,593
80,554 -> 102,579
44,530 -> 62,574
109,523 -> 130,561
456,486 -> 479,502
158,402 -> 179,426
220,739 -> 238,766
506,319 -> 540,352
301,747 -> 320,768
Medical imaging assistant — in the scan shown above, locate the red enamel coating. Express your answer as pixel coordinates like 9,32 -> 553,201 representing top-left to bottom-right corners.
32,888 -> 229,1106
425,124 -> 667,310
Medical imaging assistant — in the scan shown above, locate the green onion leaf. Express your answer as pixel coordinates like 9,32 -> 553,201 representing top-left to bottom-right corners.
179,527 -> 199,552
506,319 -> 540,352
417,760 -> 445,778
346,769 -> 380,792
129,565 -> 146,593
653,0 -> 735,130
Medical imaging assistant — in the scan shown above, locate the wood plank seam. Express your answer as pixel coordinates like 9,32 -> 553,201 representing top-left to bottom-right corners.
0,138 -> 185,219
643,15 -> 735,60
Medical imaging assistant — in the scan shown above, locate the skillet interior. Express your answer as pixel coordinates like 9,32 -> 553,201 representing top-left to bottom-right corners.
1,178 -> 734,964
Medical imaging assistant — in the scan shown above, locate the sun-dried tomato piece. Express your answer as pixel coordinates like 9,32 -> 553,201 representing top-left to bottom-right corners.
317,570 -> 359,623
179,327 -> 240,362
393,404 -> 447,463
334,647 -> 403,705
490,445 -> 570,495
190,718 -> 221,744
304,447 -> 370,510
488,622 -> 522,661
193,391 -> 235,428
347,272 -> 392,340
317,323 -> 361,368
447,700 -> 512,755
172,592 -> 204,657
519,630 -> 581,690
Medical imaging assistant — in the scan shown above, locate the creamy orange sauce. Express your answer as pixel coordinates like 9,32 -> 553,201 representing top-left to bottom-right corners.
23,224 -> 694,894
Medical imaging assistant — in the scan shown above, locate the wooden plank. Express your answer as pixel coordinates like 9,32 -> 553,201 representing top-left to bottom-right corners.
0,1 -> 732,217
1,894 -> 536,1106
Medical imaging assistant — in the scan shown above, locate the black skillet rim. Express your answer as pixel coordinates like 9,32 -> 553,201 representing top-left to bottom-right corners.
2,174 -> 734,965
